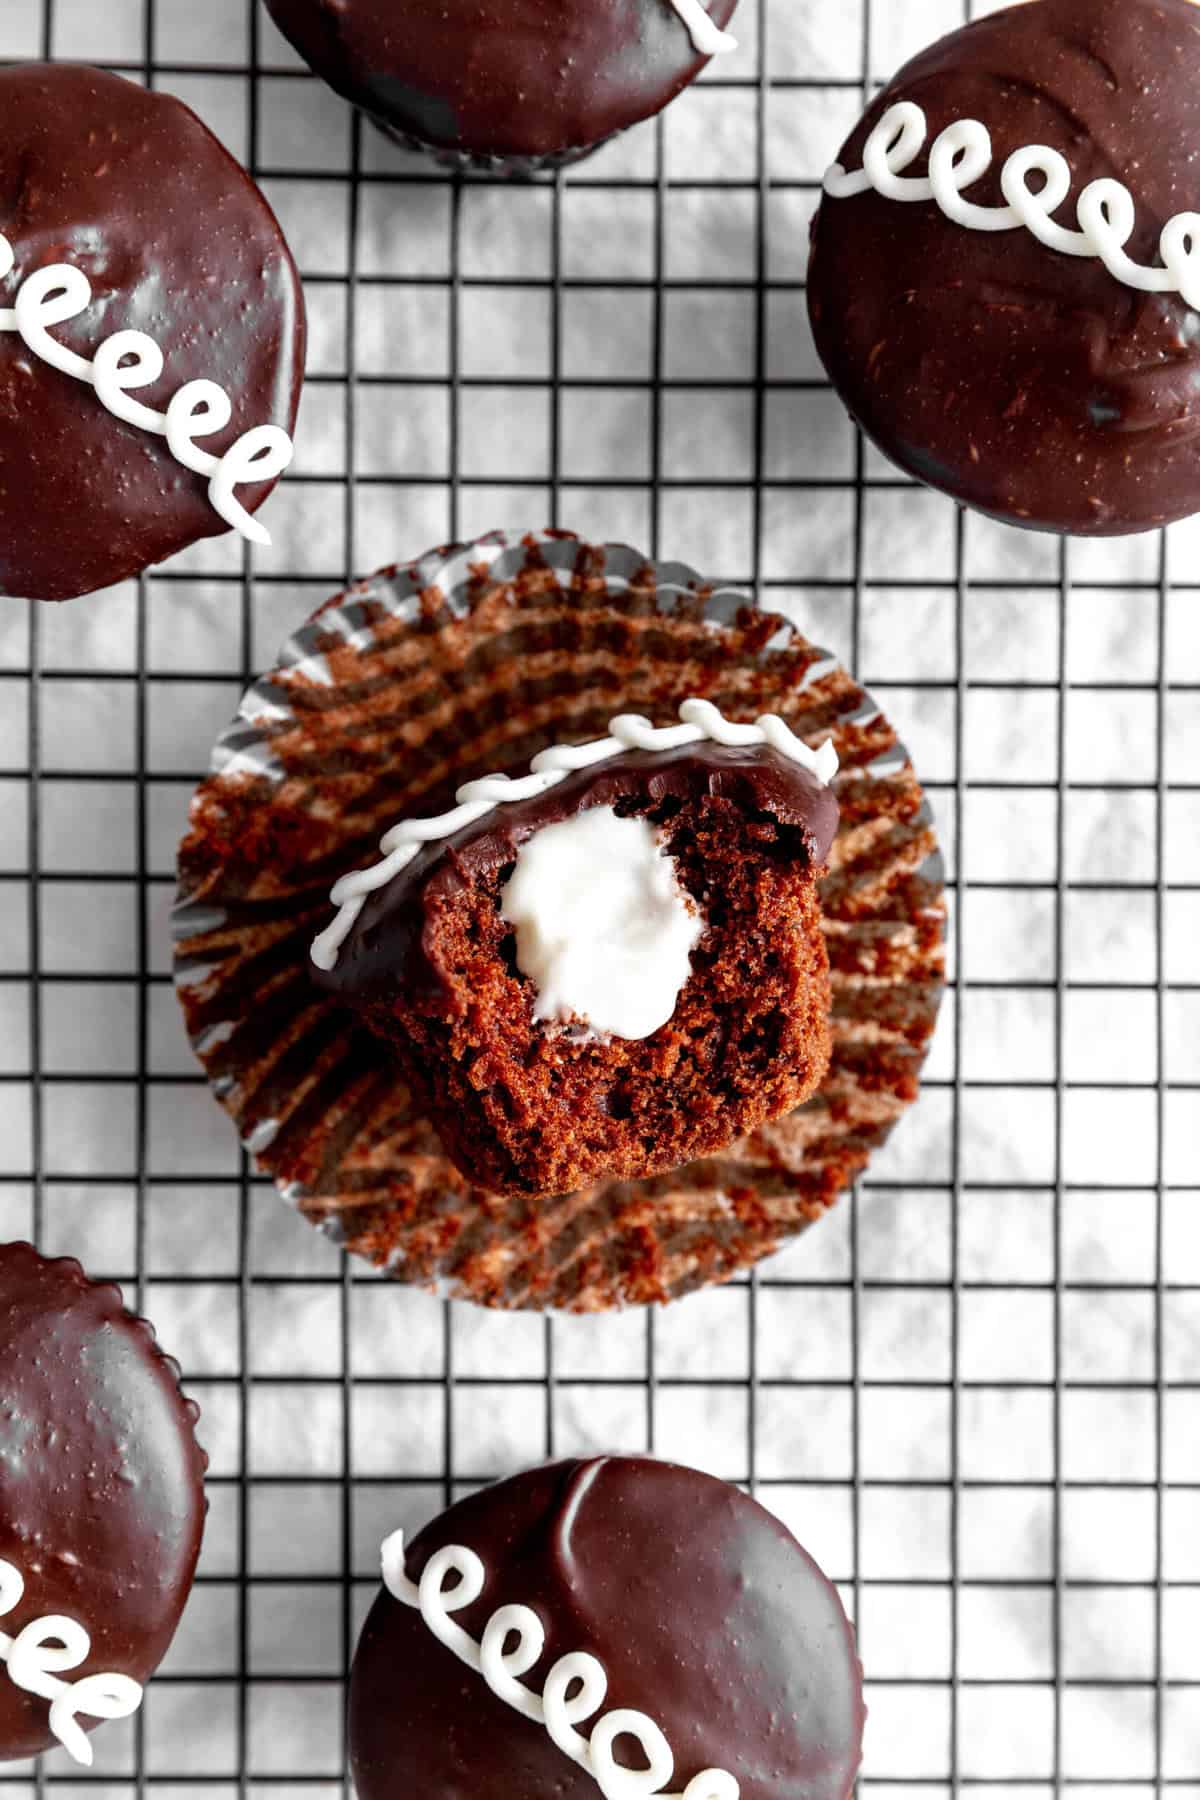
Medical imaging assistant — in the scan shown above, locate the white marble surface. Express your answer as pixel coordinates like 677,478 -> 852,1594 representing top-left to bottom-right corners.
0,0 -> 1197,1790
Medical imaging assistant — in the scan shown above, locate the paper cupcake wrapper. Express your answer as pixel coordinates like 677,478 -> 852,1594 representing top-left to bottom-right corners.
174,530 -> 946,1311
370,112 -> 607,176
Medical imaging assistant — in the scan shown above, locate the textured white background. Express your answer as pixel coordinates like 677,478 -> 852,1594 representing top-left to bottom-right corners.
0,0 -> 1199,1790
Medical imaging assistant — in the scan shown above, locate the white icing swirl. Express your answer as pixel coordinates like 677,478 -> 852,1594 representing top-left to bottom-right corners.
0,231 -> 293,545
310,697 -> 839,972
667,0 -> 737,56
381,1531 -> 739,1800
0,1558 -> 143,1766
823,100 -> 1200,313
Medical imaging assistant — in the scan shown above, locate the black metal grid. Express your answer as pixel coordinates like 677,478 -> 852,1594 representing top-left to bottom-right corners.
1,0 -> 1199,1791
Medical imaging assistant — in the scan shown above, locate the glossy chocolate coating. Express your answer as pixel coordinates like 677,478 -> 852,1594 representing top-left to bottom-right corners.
0,64 -> 305,601
264,0 -> 740,163
314,739 -> 840,1004
808,0 -> 1200,536
0,1243 -> 207,1762
351,1456 -> 865,1800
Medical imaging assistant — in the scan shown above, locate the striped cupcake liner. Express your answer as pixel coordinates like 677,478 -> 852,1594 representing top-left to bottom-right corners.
174,529 -> 946,1310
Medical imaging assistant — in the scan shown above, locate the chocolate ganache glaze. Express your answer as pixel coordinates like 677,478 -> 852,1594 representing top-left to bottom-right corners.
263,0 -> 740,166
350,1456 -> 865,1800
0,64 -> 305,601
314,740 -> 839,1006
0,1243 -> 207,1763
808,0 -> 1200,536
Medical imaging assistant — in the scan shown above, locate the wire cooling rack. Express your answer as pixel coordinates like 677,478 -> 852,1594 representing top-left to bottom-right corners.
1,0 -> 1199,1791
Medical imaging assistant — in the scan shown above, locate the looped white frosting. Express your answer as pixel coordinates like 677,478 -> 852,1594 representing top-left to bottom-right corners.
0,1557 -> 143,1766
823,100 -> 1200,312
0,229 -> 293,544
381,1531 -> 739,1800
667,0 -> 737,56
310,696 -> 839,972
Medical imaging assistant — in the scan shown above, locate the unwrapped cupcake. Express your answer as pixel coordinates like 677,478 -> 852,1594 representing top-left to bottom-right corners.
175,530 -> 944,1309
0,1243 -> 206,1765
808,0 -> 1200,535
0,63 -> 303,600
352,1455 -> 865,1800
312,699 -> 840,1198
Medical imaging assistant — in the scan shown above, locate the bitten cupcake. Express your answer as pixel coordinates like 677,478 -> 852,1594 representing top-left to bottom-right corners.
312,700 -> 839,1198
0,1243 -> 206,1765
263,0 -> 739,173
175,531 -> 944,1309
808,0 -> 1200,536
351,1455 -> 865,1800
0,63 -> 304,601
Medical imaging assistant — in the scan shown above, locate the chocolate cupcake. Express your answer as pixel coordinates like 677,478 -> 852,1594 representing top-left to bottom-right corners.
0,1243 -> 206,1765
808,0 -> 1200,536
0,63 -> 304,601
263,0 -> 739,173
352,1455 -> 865,1800
312,700 -> 840,1198
175,530 -> 945,1310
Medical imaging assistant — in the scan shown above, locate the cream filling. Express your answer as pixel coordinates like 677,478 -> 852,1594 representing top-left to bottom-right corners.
499,807 -> 703,1041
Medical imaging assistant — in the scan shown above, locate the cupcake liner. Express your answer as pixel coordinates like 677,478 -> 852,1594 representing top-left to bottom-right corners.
368,113 -> 608,177
174,530 -> 945,1311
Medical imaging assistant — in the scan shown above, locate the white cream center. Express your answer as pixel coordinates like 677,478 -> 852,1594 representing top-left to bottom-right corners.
499,806 -> 703,1041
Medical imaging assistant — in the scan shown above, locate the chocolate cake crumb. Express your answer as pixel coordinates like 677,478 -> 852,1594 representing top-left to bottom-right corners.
322,746 -> 835,1197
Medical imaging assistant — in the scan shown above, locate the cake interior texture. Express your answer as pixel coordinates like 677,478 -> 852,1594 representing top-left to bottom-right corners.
352,769 -> 833,1197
